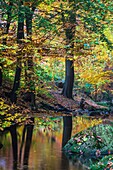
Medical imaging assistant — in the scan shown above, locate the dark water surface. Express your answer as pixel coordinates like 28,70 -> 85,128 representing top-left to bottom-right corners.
0,116 -> 101,170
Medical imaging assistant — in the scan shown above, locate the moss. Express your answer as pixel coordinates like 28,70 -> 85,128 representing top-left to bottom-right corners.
63,124 -> 113,168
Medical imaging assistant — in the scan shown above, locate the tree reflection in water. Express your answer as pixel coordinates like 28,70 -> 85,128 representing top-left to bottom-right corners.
0,143 -> 3,149
60,116 -> 72,170
9,117 -> 34,170
0,116 -> 87,170
23,117 -> 34,170
9,124 -> 18,170
62,116 -> 72,148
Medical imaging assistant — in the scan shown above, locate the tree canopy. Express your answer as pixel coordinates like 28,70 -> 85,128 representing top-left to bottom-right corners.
0,0 -> 113,119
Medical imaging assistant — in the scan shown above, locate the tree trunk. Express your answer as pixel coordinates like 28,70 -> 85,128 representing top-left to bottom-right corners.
25,7 -> 35,37
10,65 -> 21,103
17,1 -> 24,42
27,57 -> 36,108
10,1 -> 24,103
62,3 -> 76,99
62,59 -> 74,98
25,6 -> 36,109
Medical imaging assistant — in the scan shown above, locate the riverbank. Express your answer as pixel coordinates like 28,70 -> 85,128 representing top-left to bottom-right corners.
0,81 -> 112,131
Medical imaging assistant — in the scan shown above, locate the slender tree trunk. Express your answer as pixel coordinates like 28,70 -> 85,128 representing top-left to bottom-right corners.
27,58 -> 36,108
25,7 -> 35,37
10,1 -> 24,103
10,64 -> 21,102
17,1 -> 24,42
25,6 -> 36,109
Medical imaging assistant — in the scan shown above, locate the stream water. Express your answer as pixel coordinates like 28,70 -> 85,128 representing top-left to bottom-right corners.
0,116 -> 101,170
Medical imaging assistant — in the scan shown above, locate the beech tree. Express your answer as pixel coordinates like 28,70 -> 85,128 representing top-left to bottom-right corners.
10,0 -> 24,103
60,0 -> 113,98
61,1 -> 76,98
24,2 -> 37,108
37,0 -> 113,99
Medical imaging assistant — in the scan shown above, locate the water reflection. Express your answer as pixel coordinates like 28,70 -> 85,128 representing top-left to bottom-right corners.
20,117 -> 34,170
62,116 -> 72,148
0,143 -> 3,149
9,124 -> 18,170
0,116 -> 96,170
61,152 -> 70,170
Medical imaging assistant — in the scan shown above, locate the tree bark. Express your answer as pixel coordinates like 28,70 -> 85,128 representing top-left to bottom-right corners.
25,6 -> 35,37
25,6 -> 36,109
10,65 -> 21,103
61,3 -> 76,99
10,1 -> 24,103
62,59 -> 74,98
17,1 -> 24,42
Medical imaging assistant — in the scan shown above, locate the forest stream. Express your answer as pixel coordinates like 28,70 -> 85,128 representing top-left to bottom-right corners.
0,116 -> 104,170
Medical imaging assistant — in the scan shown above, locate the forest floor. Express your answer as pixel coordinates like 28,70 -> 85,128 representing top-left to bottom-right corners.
0,80 -> 110,118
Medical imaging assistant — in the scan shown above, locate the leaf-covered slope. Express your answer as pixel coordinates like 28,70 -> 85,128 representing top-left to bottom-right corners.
63,124 -> 113,168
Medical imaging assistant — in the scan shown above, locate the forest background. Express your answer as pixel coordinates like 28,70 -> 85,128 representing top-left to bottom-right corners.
0,0 -> 113,129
